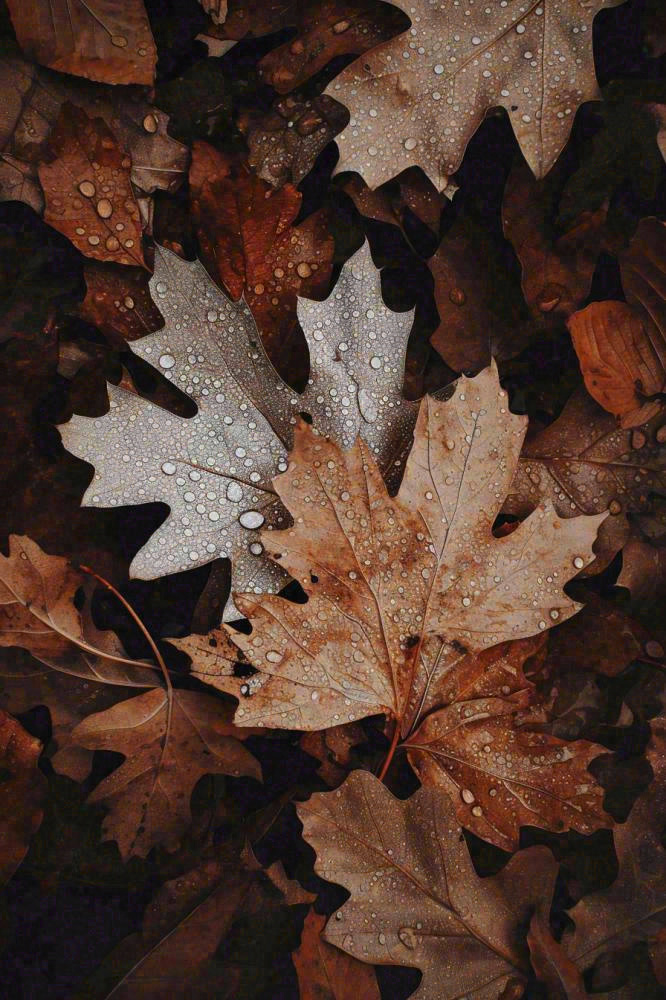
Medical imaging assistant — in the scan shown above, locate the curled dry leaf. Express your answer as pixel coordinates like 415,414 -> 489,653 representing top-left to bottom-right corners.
298,769 -> 559,1000
61,241 -> 420,620
293,908 -> 381,1000
72,687 -> 261,859
0,50 -> 188,212
6,0 -> 156,86
502,160 -> 609,322
189,145 -> 333,367
0,709 -> 46,885
568,300 -> 666,428
325,0 -> 623,191
240,94 -> 347,188
0,534 -> 154,686
179,365 -> 610,847
506,388 -> 666,572
38,104 -> 146,268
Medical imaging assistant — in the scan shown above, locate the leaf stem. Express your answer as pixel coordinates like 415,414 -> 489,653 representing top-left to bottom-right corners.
377,720 -> 401,783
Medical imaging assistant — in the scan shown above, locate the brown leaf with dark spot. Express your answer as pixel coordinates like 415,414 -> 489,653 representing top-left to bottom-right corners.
38,104 -> 146,268
6,0 -> 156,86
190,143 -> 333,374
0,709 -> 45,885
503,160 -> 608,323
77,262 -> 164,347
568,300 -> 666,428
528,912 -> 588,1000
293,908 -> 381,1000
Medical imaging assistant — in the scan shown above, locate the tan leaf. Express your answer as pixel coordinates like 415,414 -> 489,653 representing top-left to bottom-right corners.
325,0 -> 623,190
568,300 -> 666,428
72,687 -> 261,858
527,912 -> 588,1000
0,535 -> 154,686
502,160 -> 609,322
189,146 -> 333,370
293,908 -> 381,1000
0,709 -> 45,884
6,0 -> 156,86
505,387 -> 666,573
298,769 -> 559,1000
38,104 -> 146,268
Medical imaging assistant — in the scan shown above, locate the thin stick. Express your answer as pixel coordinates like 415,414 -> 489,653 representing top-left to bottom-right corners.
377,720 -> 401,783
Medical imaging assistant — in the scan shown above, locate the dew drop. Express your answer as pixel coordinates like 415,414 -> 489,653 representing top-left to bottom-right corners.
161,461 -> 176,475
96,198 -> 113,218
159,353 -> 176,369
226,482 -> 243,503
239,510 -> 265,530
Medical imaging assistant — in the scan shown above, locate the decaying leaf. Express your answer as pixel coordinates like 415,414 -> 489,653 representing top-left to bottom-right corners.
293,908 -> 381,1000
6,0 -> 156,86
38,104 -> 146,268
0,534 -> 154,686
568,300 -> 666,428
241,94 -> 347,188
61,241 -> 420,619
325,0 -> 623,190
505,387 -> 666,572
0,708 -> 46,884
72,687 -> 261,858
0,49 -> 188,213
189,145 -> 333,364
502,160 -> 609,322
298,768 -> 559,999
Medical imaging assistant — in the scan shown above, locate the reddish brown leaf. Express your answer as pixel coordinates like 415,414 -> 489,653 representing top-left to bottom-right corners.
0,709 -> 45,884
293,909 -> 381,1000
300,722 -> 367,786
342,168 -> 447,237
38,105 -> 146,268
6,0 -> 156,86
568,300 -> 666,428
528,912 -> 588,1000
77,262 -> 164,346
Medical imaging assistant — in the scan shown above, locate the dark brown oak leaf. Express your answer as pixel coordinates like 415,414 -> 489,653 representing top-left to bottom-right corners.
527,912 -> 588,1000
72,688 -> 261,859
38,104 -> 146,268
298,768 -> 559,1000
0,709 -> 46,885
6,0 -> 156,86
76,262 -> 164,347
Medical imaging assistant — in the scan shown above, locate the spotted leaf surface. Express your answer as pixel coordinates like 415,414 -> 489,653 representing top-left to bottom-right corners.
61,242 -> 418,619
184,364 -> 605,740
298,769 -> 559,1000
325,0 -> 624,190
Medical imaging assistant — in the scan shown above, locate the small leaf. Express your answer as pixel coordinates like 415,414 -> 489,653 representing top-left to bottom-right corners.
0,709 -> 45,885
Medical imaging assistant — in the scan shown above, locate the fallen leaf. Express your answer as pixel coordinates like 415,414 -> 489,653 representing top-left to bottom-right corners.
189,145 -> 333,366
241,94 -> 347,188
342,167 -> 450,238
203,0 -> 296,40
38,104 -> 146,268
72,687 -> 261,858
568,300 -> 666,427
527,912 -> 588,1000
300,721 -> 367,786
293,908 -> 381,1000
325,0 -> 623,190
76,262 -> 164,347
0,535 -> 155,686
502,160 -> 609,323
0,47 -> 189,212
617,537 -> 666,607
298,768 -> 559,999
505,387 -> 666,572
61,241 -> 421,619
6,0 -> 156,86
0,708 -> 45,884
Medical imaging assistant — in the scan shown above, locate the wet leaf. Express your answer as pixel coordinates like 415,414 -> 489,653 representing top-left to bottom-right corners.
0,708 -> 45,884
6,0 -> 156,86
38,104 -> 146,268
76,262 -> 164,347
527,912 -> 587,1000
61,242 -> 421,620
325,0 -> 623,190
293,908 -> 381,1000
298,768 -> 559,999
72,688 -> 261,858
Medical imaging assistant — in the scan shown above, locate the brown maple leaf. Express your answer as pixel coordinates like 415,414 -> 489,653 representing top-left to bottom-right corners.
6,0 -> 156,86
72,687 -> 261,859
298,768 -> 559,1000
0,709 -> 45,885
178,364 -> 610,846
189,143 -> 333,372
38,104 -> 146,268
